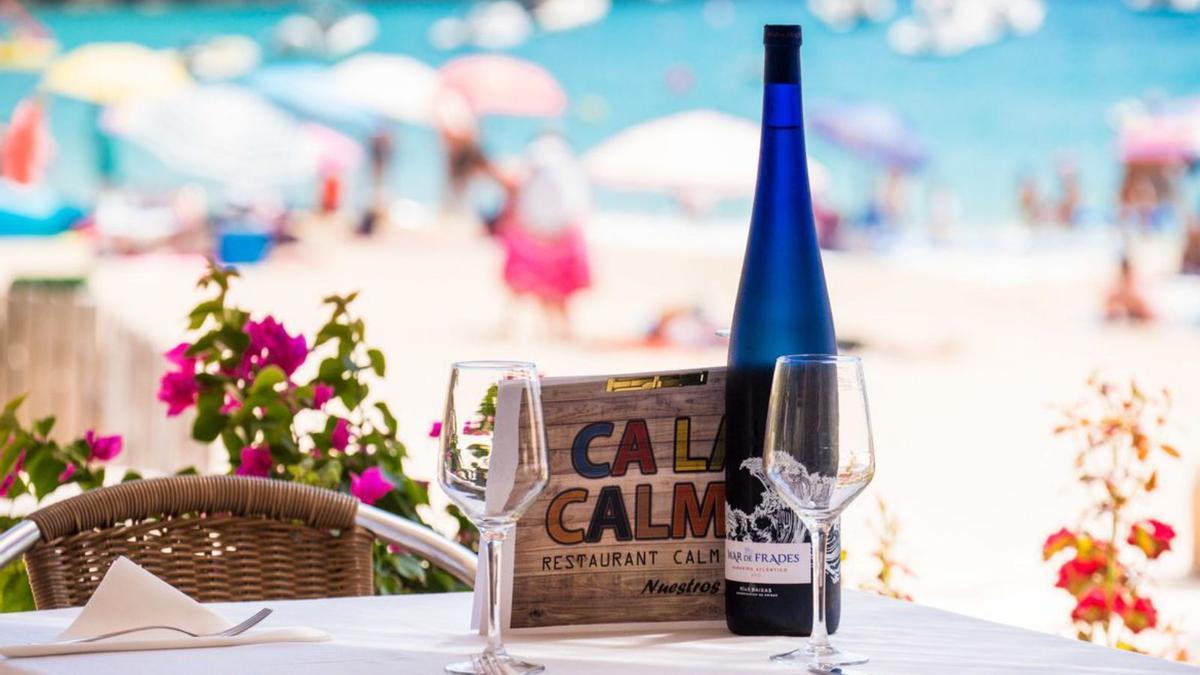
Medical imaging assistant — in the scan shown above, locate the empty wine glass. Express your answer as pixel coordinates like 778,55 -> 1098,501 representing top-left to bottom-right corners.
763,354 -> 875,670
438,361 -> 550,674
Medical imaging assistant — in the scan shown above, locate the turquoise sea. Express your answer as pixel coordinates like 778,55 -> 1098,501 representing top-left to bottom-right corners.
5,0 -> 1200,226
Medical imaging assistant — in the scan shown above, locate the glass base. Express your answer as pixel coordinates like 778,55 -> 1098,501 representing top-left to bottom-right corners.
446,650 -> 545,674
771,642 -> 868,671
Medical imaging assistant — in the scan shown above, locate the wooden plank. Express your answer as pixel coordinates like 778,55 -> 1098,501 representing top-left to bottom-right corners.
509,367 -> 727,629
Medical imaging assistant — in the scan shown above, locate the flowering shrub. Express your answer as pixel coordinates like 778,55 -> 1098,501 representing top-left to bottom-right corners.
859,497 -> 915,601
1043,376 -> 1187,660
0,396 -> 132,611
159,262 -> 475,593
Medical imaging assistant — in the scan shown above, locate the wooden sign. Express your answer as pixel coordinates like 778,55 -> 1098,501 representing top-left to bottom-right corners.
483,367 -> 728,630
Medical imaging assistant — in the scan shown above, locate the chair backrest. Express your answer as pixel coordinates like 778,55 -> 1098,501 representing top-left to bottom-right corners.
23,475 -> 374,609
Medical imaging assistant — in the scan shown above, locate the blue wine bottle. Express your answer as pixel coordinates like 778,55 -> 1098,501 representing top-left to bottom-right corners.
724,24 -> 840,636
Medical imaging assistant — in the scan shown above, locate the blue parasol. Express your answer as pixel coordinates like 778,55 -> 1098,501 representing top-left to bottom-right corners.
809,101 -> 928,171
243,64 -> 379,136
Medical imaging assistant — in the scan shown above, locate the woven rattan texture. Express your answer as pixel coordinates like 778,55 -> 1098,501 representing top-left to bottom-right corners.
23,476 -> 374,609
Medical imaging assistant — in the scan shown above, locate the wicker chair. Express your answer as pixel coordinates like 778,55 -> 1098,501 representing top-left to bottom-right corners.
0,475 -> 477,609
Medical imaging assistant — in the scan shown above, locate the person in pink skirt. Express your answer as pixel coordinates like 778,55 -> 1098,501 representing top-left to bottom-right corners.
487,134 -> 592,340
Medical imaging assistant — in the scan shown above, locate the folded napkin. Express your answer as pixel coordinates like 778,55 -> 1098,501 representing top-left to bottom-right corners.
1,556 -> 328,658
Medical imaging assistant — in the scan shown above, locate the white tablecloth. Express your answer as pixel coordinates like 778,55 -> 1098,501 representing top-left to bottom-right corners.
0,592 -> 1192,674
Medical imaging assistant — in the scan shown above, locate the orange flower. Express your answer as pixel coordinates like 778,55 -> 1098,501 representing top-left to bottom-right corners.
1127,519 -> 1175,559
1071,587 -> 1117,623
1055,557 -> 1103,596
1118,595 -> 1158,633
1043,528 -> 1076,560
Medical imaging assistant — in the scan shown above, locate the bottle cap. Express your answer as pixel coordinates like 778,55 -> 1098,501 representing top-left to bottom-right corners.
763,24 -> 802,46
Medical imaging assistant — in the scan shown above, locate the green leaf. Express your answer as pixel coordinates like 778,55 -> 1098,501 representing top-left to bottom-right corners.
339,379 -> 366,410
192,411 -> 226,442
317,357 -> 345,383
32,417 -> 55,439
374,403 -> 398,436
220,429 -> 244,455
366,349 -> 386,377
2,395 -> 26,415
315,323 -> 352,347
24,451 -> 66,500
0,438 -> 28,478
196,388 -> 224,415
251,366 -> 287,394
174,466 -> 198,476
0,560 -> 35,613
123,470 -> 145,482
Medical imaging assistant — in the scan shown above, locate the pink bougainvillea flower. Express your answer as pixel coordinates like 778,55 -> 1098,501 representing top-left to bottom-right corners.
220,395 -> 242,415
57,464 -> 76,483
331,418 -> 351,451
158,343 -> 198,416
1071,586 -> 1117,624
164,342 -> 192,367
349,467 -> 394,505
240,316 -> 308,377
1055,557 -> 1102,596
85,430 -> 123,462
236,446 -> 273,477
1127,519 -> 1175,559
312,383 -> 334,409
1118,594 -> 1158,633
0,449 -> 26,497
1042,528 -> 1075,560
428,421 -> 443,438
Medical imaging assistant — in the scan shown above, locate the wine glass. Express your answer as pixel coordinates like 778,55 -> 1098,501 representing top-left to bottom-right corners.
763,354 -> 875,670
438,361 -> 550,674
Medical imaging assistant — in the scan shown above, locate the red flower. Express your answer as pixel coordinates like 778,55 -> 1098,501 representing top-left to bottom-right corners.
1056,557 -> 1102,596
1071,587 -> 1118,624
1118,595 -> 1158,633
157,343 -> 198,417
85,430 -> 123,462
236,446 -> 273,477
1127,519 -> 1175,559
428,421 -> 443,438
57,464 -> 76,483
1043,528 -> 1075,560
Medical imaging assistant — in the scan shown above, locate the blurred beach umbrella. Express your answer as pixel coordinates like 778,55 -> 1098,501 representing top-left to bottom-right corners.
331,53 -> 439,124
534,0 -> 611,31
41,43 -> 191,104
104,85 -> 361,190
810,101 -> 927,170
1117,114 -> 1196,164
244,64 -> 378,135
582,109 -> 829,203
440,54 -> 567,118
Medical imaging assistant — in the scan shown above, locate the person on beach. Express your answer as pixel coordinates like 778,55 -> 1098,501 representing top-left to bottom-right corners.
358,127 -> 393,236
1017,171 -> 1043,227
486,134 -> 592,340
1104,256 -> 1155,323
1182,217 -> 1200,275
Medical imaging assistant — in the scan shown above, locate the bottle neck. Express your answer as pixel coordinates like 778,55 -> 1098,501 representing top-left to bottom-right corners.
762,45 -> 802,129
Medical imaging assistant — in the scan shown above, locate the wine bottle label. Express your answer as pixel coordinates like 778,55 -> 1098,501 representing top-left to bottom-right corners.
725,541 -> 812,584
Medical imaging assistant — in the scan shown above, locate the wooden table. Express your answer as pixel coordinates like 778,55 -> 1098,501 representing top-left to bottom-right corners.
0,592 -> 1193,674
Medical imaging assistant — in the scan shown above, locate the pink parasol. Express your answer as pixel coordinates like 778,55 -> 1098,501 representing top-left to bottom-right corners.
1118,115 -> 1194,164
439,54 -> 567,118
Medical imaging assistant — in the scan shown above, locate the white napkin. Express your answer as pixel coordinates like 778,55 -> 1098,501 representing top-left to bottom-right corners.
1,557 -> 328,658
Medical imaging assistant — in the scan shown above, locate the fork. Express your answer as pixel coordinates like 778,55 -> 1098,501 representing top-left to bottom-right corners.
58,608 -> 273,645
471,651 -> 509,675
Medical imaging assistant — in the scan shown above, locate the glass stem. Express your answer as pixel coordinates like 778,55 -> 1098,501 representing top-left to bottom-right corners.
483,526 -> 511,655
807,518 -> 832,650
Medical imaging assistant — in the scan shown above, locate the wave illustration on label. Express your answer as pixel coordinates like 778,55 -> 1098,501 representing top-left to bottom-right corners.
726,457 -> 841,584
